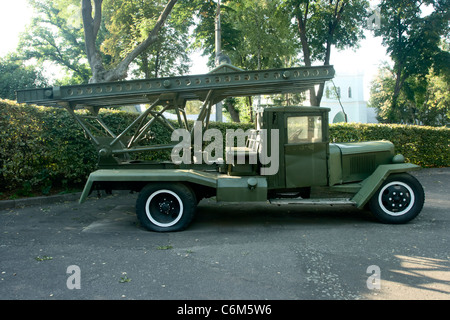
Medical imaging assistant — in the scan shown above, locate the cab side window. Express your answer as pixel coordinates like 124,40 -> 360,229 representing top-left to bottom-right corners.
287,116 -> 322,144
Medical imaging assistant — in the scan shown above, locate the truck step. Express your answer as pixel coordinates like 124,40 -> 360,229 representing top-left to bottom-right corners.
269,198 -> 356,206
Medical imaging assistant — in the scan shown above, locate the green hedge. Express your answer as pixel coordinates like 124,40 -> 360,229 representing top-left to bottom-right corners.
0,99 -> 448,197
0,100 -> 96,196
329,123 -> 449,168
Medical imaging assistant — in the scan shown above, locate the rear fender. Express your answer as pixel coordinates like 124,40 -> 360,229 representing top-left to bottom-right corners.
79,169 -> 218,203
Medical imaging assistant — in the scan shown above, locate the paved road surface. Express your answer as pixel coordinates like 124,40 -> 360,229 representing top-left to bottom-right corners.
0,168 -> 449,300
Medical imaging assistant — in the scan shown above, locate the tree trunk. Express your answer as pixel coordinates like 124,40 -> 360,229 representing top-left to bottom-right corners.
81,0 -> 104,82
224,99 -> 240,122
389,63 -> 407,122
295,1 -> 346,107
295,3 -> 320,106
140,52 -> 151,79
81,0 -> 178,83
154,50 -> 160,78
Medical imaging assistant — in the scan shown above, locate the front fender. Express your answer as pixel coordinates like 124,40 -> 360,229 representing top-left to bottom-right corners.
352,163 -> 421,209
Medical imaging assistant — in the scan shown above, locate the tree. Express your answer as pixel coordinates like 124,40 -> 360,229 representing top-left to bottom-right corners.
129,27 -> 191,79
285,0 -> 370,106
192,0 -> 302,122
226,0 -> 302,122
191,0 -> 241,68
192,0 -> 299,70
81,0 -> 178,83
368,64 -> 405,123
373,0 -> 450,116
421,69 -> 450,126
189,0 -> 242,122
368,62 -> 449,126
0,55 -> 48,100
19,0 -> 192,84
227,0 -> 300,70
18,0 -> 91,84
100,0 -> 192,79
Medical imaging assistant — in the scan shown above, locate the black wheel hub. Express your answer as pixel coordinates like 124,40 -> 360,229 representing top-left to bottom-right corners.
148,193 -> 181,224
381,185 -> 411,212
159,199 -> 173,214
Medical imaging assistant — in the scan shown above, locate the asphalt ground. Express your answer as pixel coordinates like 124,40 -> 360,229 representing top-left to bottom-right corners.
0,167 -> 449,302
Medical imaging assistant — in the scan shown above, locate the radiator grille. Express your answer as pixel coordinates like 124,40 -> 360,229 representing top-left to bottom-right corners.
350,155 -> 376,174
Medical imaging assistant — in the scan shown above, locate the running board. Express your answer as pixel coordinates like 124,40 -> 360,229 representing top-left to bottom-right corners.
269,198 -> 356,206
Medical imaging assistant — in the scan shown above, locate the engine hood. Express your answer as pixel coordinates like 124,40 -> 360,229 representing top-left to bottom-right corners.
333,140 -> 394,155
329,140 -> 396,184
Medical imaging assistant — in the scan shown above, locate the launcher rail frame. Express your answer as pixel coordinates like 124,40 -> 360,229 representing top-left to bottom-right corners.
16,65 -> 335,165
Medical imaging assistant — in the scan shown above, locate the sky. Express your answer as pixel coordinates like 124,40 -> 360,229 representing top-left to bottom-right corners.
0,0 -> 33,57
0,0 -> 390,99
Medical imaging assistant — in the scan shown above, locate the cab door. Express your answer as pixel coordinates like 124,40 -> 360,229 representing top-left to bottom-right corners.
284,113 -> 328,188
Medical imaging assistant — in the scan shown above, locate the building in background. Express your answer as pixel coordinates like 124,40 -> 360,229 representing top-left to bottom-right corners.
319,72 -> 377,124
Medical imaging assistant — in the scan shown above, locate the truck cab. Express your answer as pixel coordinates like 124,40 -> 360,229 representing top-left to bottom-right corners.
225,105 -> 424,229
261,106 -> 330,192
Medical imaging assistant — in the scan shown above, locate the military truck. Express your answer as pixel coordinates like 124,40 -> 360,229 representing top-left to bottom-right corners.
16,64 -> 425,232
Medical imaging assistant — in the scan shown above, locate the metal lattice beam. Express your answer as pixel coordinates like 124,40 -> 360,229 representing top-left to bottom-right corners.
16,65 -> 334,108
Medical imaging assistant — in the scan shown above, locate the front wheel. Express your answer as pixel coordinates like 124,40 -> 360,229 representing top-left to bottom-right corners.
368,173 -> 425,224
136,183 -> 197,232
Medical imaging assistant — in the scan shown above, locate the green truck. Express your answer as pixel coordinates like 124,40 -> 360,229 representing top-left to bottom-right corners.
16,64 -> 425,232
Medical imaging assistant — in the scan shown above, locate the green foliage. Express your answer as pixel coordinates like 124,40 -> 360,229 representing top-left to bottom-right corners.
1,100 -> 447,198
0,55 -> 48,100
369,64 -> 450,126
286,0 -> 370,63
19,0 -> 91,84
422,69 -> 450,125
285,0 -> 370,106
101,0 -> 192,78
191,0 -> 306,122
190,0 -> 242,68
17,0 -> 193,84
192,0 -> 301,69
0,100 -> 254,195
372,0 -> 450,119
226,0 -> 300,70
0,100 -> 97,194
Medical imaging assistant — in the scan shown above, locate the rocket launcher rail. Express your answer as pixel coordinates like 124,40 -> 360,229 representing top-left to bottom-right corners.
15,65 -> 335,165
16,65 -> 334,108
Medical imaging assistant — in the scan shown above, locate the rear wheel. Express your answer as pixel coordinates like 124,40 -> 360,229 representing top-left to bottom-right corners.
136,182 -> 197,232
368,173 -> 424,224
